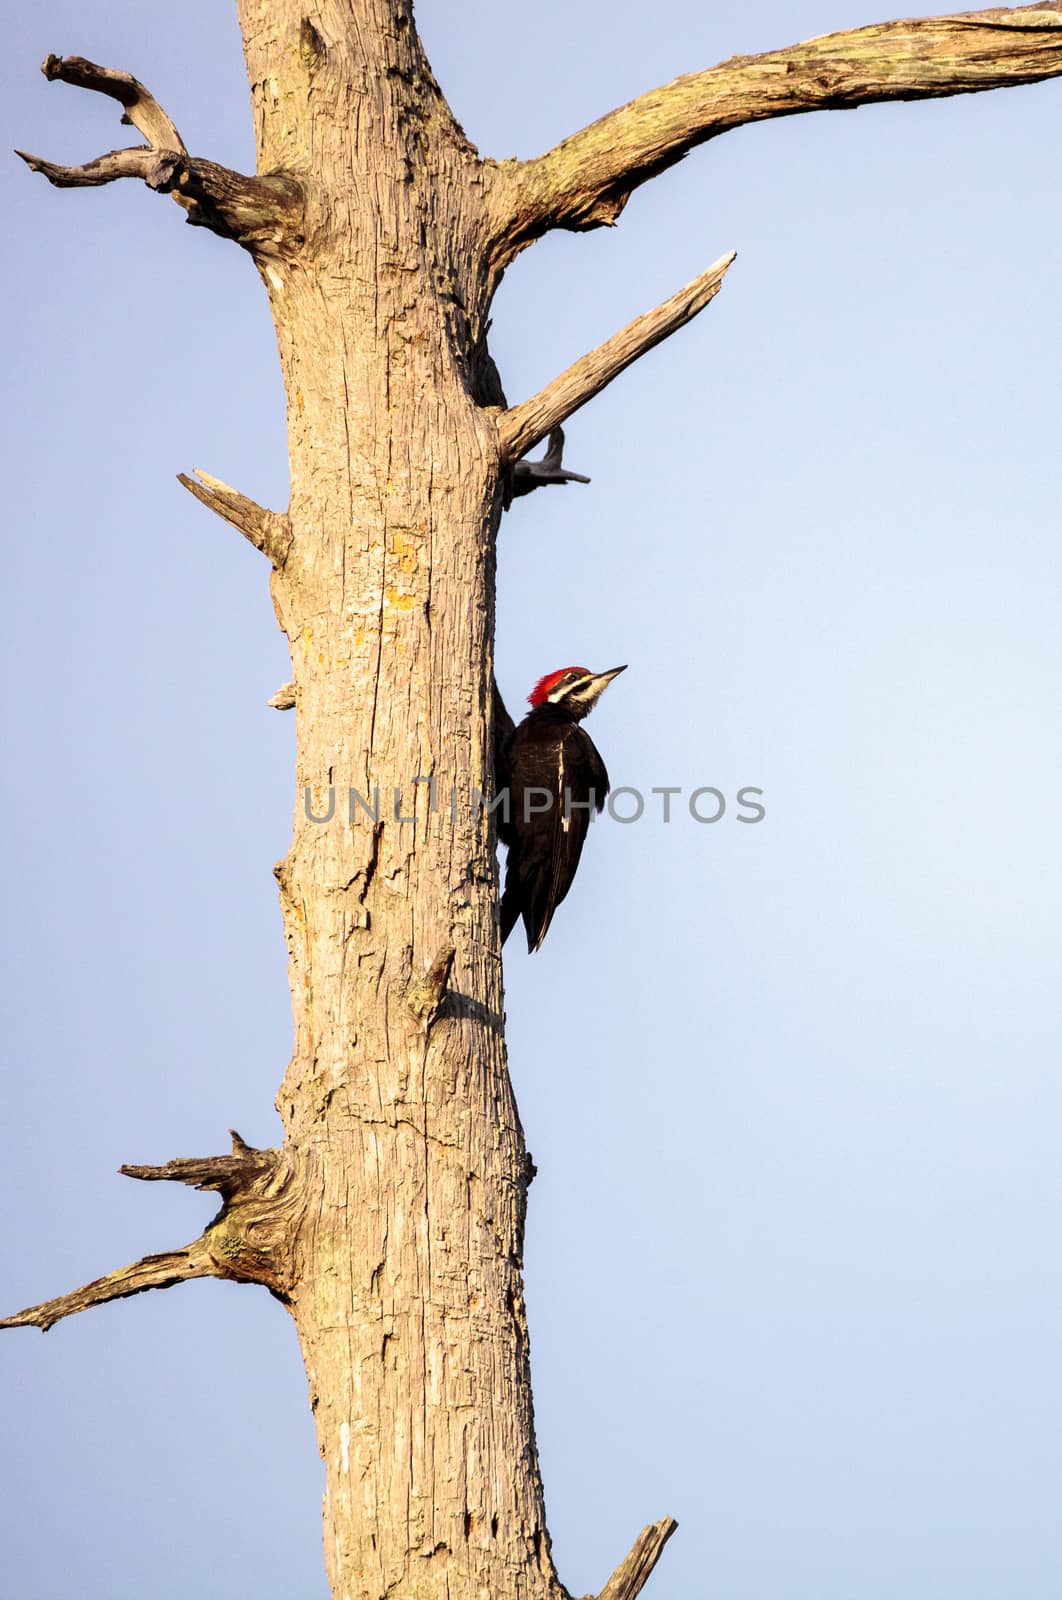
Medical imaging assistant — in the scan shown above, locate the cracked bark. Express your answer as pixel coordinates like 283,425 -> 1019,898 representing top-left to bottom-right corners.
9,4 -> 1062,1599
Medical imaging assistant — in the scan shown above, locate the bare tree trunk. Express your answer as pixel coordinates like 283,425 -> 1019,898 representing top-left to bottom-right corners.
214,11 -> 542,1594
8,5 -> 1062,1598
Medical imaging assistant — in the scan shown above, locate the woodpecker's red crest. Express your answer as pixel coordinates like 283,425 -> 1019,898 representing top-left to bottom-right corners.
528,666 -> 590,707
527,665 -> 626,715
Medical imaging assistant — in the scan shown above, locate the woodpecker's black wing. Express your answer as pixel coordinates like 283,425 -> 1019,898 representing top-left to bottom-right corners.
492,679 -> 516,848
501,720 -> 610,952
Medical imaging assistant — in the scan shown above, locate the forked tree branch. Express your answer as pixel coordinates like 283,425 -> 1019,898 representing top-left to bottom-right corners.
498,4 -> 1062,244
16,55 -> 303,255
597,1518 -> 678,1600
498,252 -> 735,463
177,469 -> 294,567
1,1134 -> 294,1333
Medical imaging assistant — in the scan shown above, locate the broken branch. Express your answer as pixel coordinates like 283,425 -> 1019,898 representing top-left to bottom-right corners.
38,52 -> 186,150
177,469 -> 293,568
268,682 -> 297,710
498,252 -> 735,463
0,1243 -> 217,1333
597,1518 -> 678,1600
17,145 -> 184,192
510,426 -> 591,499
17,55 -> 303,255
120,1128 -> 276,1200
501,4 -> 1062,242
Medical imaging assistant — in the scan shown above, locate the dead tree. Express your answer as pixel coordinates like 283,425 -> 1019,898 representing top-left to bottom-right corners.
7,6 -> 1062,1598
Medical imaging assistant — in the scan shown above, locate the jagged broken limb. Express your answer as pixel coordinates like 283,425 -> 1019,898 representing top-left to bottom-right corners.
510,426 -> 591,499
498,253 -> 736,463
0,1133 -> 299,1332
596,1518 -> 678,1600
268,682 -> 297,710
177,468 -> 293,568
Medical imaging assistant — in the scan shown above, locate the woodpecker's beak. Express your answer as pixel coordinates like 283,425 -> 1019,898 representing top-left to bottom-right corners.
593,665 -> 627,691
580,664 -> 627,708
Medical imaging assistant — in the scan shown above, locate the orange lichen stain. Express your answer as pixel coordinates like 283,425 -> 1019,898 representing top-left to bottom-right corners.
391,531 -> 419,575
304,794 -> 327,826
354,630 -> 366,649
302,626 -> 314,652
386,587 -> 416,611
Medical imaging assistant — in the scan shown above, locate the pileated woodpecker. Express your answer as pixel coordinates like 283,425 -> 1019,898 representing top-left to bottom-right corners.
495,664 -> 626,952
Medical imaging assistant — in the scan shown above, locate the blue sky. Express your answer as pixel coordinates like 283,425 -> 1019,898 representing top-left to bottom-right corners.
3,3 -> 1061,1597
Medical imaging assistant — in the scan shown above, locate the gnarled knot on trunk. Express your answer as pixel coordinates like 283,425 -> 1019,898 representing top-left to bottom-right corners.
405,944 -> 457,1032
120,1130 -> 302,1298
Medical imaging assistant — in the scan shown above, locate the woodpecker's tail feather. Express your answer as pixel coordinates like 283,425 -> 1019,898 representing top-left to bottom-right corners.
500,856 -> 551,952
499,879 -> 521,946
